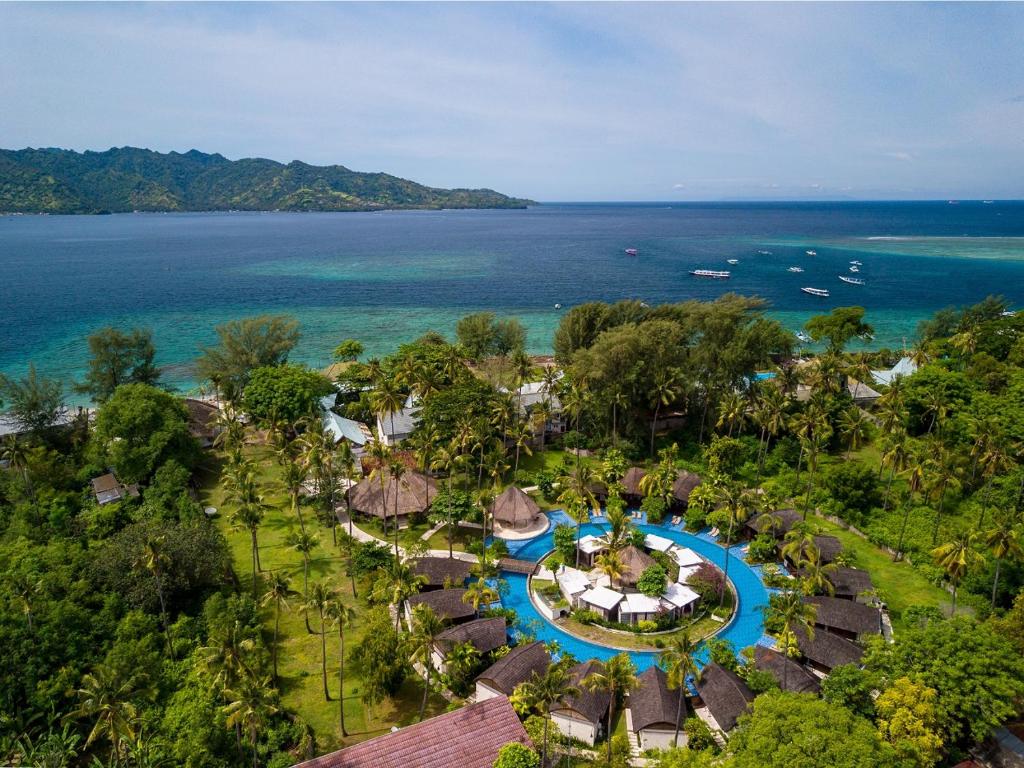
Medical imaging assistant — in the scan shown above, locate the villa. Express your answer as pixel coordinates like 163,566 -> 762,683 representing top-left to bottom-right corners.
629,666 -> 687,751
672,547 -> 704,569
556,564 -> 603,609
793,625 -> 865,674
90,472 -> 140,506
475,641 -> 550,701
823,566 -> 875,601
618,544 -> 658,589
871,356 -> 918,387
319,395 -> 372,454
696,662 -> 755,734
753,645 -> 821,694
744,508 -> 802,539
503,380 -> 566,436
781,534 -> 843,567
621,467 -> 647,503
619,592 -> 665,625
347,470 -> 437,529
406,588 -> 476,624
579,585 -> 625,621
431,617 -> 507,674
411,557 -> 472,591
804,595 -> 883,641
576,534 -> 608,567
671,470 -> 702,508
550,660 -> 611,745
662,582 -> 701,617
375,404 -> 421,446
490,485 -> 543,531
184,397 -> 220,448
644,532 -> 676,554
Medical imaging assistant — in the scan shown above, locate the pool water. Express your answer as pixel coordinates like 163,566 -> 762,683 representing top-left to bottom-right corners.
496,511 -> 769,672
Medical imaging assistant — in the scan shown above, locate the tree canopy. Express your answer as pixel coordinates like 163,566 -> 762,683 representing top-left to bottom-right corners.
76,327 -> 160,402
242,364 -> 333,425
196,315 -> 300,398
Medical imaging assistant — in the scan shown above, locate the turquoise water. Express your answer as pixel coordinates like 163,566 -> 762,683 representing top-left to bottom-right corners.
497,511 -> 770,672
2,202 -> 1023,401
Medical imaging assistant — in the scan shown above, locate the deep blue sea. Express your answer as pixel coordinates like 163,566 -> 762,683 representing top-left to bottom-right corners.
1,202 -> 1023,401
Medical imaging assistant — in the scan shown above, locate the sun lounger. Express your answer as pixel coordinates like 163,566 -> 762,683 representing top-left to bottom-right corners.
710,527 -> 719,537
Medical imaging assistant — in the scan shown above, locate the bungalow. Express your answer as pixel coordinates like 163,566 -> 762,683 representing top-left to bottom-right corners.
551,660 -> 611,745
290,695 -> 531,768
184,398 -> 220,448
411,557 -> 472,592
475,641 -> 550,701
376,405 -> 421,446
506,381 -> 566,435
577,534 -> 608,567
619,545 -> 658,589
320,396 -> 372,455
672,547 -> 704,569
90,472 -> 140,506
847,378 -> 882,407
630,666 -> 687,751
671,471 -> 702,508
744,508 -> 801,540
619,592 -> 665,626
753,646 -> 821,694
644,533 -> 676,554
662,582 -> 701,617
347,470 -> 437,529
557,565 -> 593,608
621,467 -> 647,503
696,662 -> 755,733
793,626 -> 865,674
782,534 -> 843,567
490,485 -> 543,531
871,356 -> 918,387
677,565 -> 703,584
579,585 -> 625,621
431,617 -> 507,674
825,566 -> 874,601
804,595 -> 882,641
406,588 -> 476,624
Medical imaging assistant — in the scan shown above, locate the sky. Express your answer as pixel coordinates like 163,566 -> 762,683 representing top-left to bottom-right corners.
2,2 -> 1023,201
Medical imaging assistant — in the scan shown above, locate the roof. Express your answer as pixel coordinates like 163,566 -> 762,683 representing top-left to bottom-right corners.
348,470 -> 437,518
411,557 -> 472,588
793,626 -> 864,670
406,588 -> 476,621
827,566 -> 874,598
847,379 -> 882,401
490,485 -> 541,526
746,509 -> 801,538
580,585 -> 625,611
672,471 -> 702,504
435,617 -> 507,655
813,535 -> 843,563
554,660 -> 611,725
677,565 -> 703,584
476,641 -> 550,695
663,582 -> 700,609
805,596 -> 882,636
697,663 -> 755,732
621,467 -> 647,496
184,398 -> 218,440
644,533 -> 676,553
673,548 -> 703,568
377,406 -> 421,438
292,695 -> 530,768
753,646 -> 821,694
872,356 -> 917,387
578,535 -> 607,555
498,558 -> 539,575
620,592 -> 664,615
619,545 -> 658,586
322,410 -> 371,446
90,472 -> 140,504
630,666 -> 686,733
557,566 -> 591,596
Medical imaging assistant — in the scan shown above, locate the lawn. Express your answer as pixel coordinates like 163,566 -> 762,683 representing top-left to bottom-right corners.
197,446 -> 449,753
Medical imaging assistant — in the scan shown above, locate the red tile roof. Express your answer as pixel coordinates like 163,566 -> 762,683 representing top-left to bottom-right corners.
292,696 -> 530,768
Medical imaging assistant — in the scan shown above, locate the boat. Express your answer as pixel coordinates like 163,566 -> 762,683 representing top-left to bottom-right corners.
806,249 -> 817,256
839,276 -> 865,286
689,269 -> 731,279
801,287 -> 830,297
850,260 -> 862,265
625,248 -> 638,256
787,266 -> 804,273
796,331 -> 812,343
727,259 -> 739,265
757,250 -> 772,255
554,303 -> 562,309
849,265 -> 860,273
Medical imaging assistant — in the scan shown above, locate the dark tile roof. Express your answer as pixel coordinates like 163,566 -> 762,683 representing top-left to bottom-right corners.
621,467 -> 647,497
406,588 -> 476,621
630,666 -> 686,733
490,485 -> 542,526
753,646 -> 821,694
672,471 -> 702,504
476,641 -> 550,695
814,535 -> 843,563
793,626 -> 865,671
805,596 -> 882,637
746,509 -> 801,538
434,617 -> 507,656
498,558 -> 539,575
292,695 -> 530,768
348,470 -> 437,518
697,663 -> 754,732
411,557 -> 472,588
828,567 -> 874,598
553,660 -> 611,726
90,472 -> 139,504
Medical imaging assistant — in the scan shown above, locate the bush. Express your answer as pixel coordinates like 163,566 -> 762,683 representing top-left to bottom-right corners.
492,742 -> 540,768
685,716 -> 717,752
536,470 -> 558,502
747,534 -> 779,563
641,494 -> 668,524
822,462 -> 880,523
637,620 -> 658,632
637,565 -> 668,597
684,504 -> 709,531
688,563 -> 725,602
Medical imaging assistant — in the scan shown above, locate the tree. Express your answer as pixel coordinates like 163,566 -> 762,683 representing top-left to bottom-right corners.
197,314 -> 300,398
77,327 -> 160,402
492,742 -> 540,768
595,549 -> 626,588
875,677 -> 943,768
660,632 -> 699,748
821,664 -> 877,719
350,606 -> 409,713
637,564 -> 668,597
332,339 -> 364,362
66,663 -> 155,762
0,363 -> 65,436
931,532 -> 981,616
715,482 -> 753,598
373,563 -> 426,634
225,464 -> 269,599
131,535 -> 174,658
287,530 -> 320,613
985,515 -> 1021,608
429,486 -> 474,559
764,591 -> 817,691
261,572 -> 296,684
462,578 -> 499,612
305,581 -> 335,701
242,364 -> 333,426
584,653 -> 637,765
649,368 -> 685,456
222,676 -> 278,768
514,659 -> 578,766
327,597 -> 357,736
804,306 -> 874,353
410,604 -> 445,721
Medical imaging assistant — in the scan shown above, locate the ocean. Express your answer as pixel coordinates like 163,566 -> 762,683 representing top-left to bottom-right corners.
1,202 -> 1023,401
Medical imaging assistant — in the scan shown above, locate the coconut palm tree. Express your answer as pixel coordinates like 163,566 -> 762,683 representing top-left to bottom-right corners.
802,430 -> 831,517
367,439 -> 395,554
894,447 -> 927,561
800,546 -> 837,596
370,376 -> 405,449
286,530 -> 319,633
410,604 -> 445,721
649,368 -> 685,456
594,549 -> 625,588
985,516 -> 1021,608
510,420 -> 533,479
261,572 -> 296,684
584,653 -> 637,764
716,391 -> 746,437
374,563 -> 426,634
764,591 -> 817,691
305,581 -> 335,701
931,531 -> 981,616
717,483 -> 754,600
327,597 -> 357,736
222,676 -> 278,768
66,663 -> 154,763
279,457 -> 308,536
659,632 -> 698,747
387,458 -> 408,556
845,357 -> 875,401
462,578 -> 499,613
336,440 -> 357,537
949,326 -> 978,369
516,660 -> 577,767
132,535 -> 174,658
0,434 -> 32,498
754,385 -> 787,481
923,390 -> 949,435
839,407 -> 869,460
978,438 -> 1013,528
880,430 -> 910,513
226,468 -> 268,599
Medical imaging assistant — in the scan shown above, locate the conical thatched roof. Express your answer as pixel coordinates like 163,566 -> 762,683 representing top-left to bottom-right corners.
619,544 -> 658,587
671,471 -> 702,505
348,470 -> 437,518
621,467 -> 647,497
490,485 -> 541,526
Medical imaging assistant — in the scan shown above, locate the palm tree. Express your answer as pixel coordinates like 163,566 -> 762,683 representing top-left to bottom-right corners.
839,407 -> 869,460
66,663 -> 154,762
336,440 -> 357,537
370,376 -> 405,450
305,581 -> 335,701
985,516 -> 1021,608
327,597 -> 357,736
227,470 -> 267,599
716,483 -> 753,600
754,386 -> 787,480
949,326 -> 978,369
978,438 -> 1013,528
764,591 -> 817,691
222,676 -> 279,768
845,357 -> 875,401
132,535 -> 174,658
510,420 -> 533,479
517,660 -> 578,767
802,430 -> 831,517
716,391 -> 746,437
410,604 -> 445,721
584,653 -> 637,764
659,632 -> 698,747
261,572 -> 296,684
909,339 -> 931,369
800,546 -> 837,596
923,390 -> 949,435
594,549 -> 625,588
388,459 -> 408,556
0,434 -> 31,497
9,570 -> 40,632
373,563 -> 425,634
649,368 -> 684,457
924,438 -> 961,544
880,430 -> 910,513
932,531 -> 981,616
895,448 -> 927,561
287,530 -> 319,633
462,578 -> 499,612
367,440 -> 395,555
279,457 -> 309,536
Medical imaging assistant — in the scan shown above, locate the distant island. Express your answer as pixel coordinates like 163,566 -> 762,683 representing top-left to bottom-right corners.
0,146 -> 534,214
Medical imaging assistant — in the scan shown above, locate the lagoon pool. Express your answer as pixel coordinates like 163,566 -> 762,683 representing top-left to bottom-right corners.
496,511 -> 770,672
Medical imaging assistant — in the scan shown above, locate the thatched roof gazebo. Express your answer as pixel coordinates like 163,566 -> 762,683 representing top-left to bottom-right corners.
671,471 -> 702,507
490,486 -> 542,530
348,470 -> 437,527
619,544 -> 659,588
621,467 -> 647,499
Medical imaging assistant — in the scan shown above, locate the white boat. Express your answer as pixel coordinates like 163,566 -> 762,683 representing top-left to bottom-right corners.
727,259 -> 739,265
838,276 -> 865,286
625,248 -> 638,256
554,303 -> 562,309
849,265 -> 860,273
796,331 -> 812,343
758,250 -> 772,255
690,269 -> 731,279
806,249 -> 817,256
787,266 -> 804,273
850,260 -> 862,265
801,287 -> 830,297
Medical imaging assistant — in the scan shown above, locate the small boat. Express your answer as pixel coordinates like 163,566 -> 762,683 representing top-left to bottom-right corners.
849,265 -> 860,273
801,287 -> 830,297
850,260 -> 862,265
625,248 -> 638,256
787,266 -> 804,273
690,269 -> 731,279
796,331 -> 812,343
839,276 -> 865,286
727,259 -> 739,265
554,303 -> 562,309
983,200 -> 994,204
757,250 -> 772,255
806,249 -> 817,256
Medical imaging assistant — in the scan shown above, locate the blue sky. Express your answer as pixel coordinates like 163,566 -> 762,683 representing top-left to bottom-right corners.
2,2 -> 1022,201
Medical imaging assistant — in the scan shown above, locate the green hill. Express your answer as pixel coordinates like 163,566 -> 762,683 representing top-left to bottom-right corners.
0,146 -> 534,214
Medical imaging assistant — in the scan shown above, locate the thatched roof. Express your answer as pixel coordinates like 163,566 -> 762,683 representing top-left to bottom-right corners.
407,588 -> 476,622
753,646 -> 821,694
805,596 -> 882,637
697,663 -> 754,732
746,509 -> 801,538
411,557 -> 472,589
476,641 -> 550,695
793,626 -> 865,671
814,535 -> 843,563
619,545 -> 659,587
435,617 -> 507,656
621,467 -> 647,497
348,470 -> 437,518
490,485 -> 541,526
672,471 -> 702,505
553,660 -> 611,726
828,567 -> 874,598
630,666 -> 686,733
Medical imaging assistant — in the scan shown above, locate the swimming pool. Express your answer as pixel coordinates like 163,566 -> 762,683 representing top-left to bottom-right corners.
497,511 -> 769,672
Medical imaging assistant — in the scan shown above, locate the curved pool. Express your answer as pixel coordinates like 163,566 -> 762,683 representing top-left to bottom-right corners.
497,511 -> 770,672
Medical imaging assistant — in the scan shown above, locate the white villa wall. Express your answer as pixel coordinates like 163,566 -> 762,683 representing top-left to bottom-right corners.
475,681 -> 504,702
551,711 -> 599,746
640,727 -> 685,751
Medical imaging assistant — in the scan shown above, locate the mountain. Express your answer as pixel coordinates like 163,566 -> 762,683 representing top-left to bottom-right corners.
0,146 -> 534,214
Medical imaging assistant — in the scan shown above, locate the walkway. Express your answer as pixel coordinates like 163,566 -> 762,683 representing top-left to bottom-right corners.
335,508 -> 479,563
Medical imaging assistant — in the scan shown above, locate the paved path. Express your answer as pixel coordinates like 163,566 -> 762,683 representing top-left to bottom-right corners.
336,507 -> 478,563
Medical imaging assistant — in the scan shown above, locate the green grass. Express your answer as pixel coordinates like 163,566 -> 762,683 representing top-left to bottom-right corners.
197,446 -> 449,753
516,448 -> 598,477
425,524 -> 480,554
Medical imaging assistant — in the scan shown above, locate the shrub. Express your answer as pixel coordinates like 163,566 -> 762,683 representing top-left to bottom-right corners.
822,462 -> 880,523
641,494 -> 668,524
553,524 -> 577,563
637,565 -> 668,597
747,534 -> 779,563
688,563 -> 725,602
492,742 -> 540,768
637,620 -> 658,632
685,716 -> 717,752
743,667 -> 780,695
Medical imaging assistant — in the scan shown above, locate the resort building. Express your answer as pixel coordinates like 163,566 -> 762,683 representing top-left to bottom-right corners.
753,646 -> 821,694
320,395 -> 372,454
430,617 -> 507,674
290,695 -> 530,768
804,595 -> 883,641
846,378 -> 882,406
662,582 -> 701,617
551,660 -> 611,745
489,485 -> 543,531
744,508 -> 801,539
184,398 -> 220,448
782,535 -> 843,567
629,666 -> 687,751
90,472 -> 140,506
347,470 -> 437,529
475,641 -> 550,701
793,625 -> 865,674
503,380 -> 565,436
696,662 -> 755,734
871,356 -> 918,387
619,592 -> 665,625
556,565 -> 595,609
618,545 -> 659,589
411,557 -> 472,592
620,467 -> 647,503
644,533 -> 676,554
671,470 -> 702,508
576,534 -> 608,567
672,547 -> 704,569
406,588 -> 476,624
579,585 -> 625,621
375,405 -> 421,446
823,566 -> 875,601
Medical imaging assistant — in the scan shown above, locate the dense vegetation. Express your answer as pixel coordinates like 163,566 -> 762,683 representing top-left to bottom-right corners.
0,147 -> 534,214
